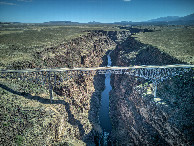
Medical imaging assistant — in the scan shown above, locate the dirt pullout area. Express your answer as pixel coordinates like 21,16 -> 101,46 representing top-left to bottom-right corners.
109,35 -> 193,145
0,30 -> 130,145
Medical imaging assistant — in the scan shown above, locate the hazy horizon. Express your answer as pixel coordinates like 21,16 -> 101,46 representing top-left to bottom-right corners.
0,0 -> 194,23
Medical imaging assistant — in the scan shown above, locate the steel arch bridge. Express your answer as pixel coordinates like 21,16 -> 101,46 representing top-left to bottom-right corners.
0,64 -> 193,103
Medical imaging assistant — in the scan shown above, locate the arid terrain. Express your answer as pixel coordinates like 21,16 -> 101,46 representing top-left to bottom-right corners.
0,24 -> 193,145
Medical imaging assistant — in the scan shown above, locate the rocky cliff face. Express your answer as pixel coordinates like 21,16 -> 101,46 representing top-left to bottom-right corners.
40,31 -> 116,68
39,30 -> 118,145
0,30 -> 132,145
109,36 -> 193,145
0,30 -> 119,145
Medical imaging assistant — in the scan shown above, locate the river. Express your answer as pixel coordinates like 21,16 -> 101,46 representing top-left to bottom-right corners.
99,52 -> 112,145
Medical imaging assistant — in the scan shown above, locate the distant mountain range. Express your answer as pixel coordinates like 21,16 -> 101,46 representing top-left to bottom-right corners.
147,13 -> 194,22
44,21 -> 79,24
1,13 -> 194,25
42,13 -> 194,25
112,13 -> 194,25
147,16 -> 180,22
178,13 -> 194,21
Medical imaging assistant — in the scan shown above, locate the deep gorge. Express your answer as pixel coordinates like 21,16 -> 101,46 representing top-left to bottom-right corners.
1,28 -> 193,146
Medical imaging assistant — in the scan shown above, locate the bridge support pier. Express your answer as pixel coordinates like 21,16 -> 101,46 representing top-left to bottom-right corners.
49,84 -> 53,103
154,81 -> 157,98
48,72 -> 53,103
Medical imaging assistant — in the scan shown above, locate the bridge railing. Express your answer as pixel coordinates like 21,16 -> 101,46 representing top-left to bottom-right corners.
0,64 -> 193,73
0,64 -> 193,103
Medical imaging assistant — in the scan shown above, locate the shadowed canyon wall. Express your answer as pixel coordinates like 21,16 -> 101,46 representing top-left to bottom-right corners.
109,36 -> 193,145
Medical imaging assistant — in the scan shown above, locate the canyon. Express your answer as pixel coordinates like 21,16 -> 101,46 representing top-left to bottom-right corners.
0,26 -> 193,145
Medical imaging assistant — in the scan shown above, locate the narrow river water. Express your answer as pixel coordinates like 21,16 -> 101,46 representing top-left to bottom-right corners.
99,52 -> 112,145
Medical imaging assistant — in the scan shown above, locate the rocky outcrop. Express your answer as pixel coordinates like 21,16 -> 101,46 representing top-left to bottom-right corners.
28,30 -> 131,145
41,31 -> 117,144
109,36 -> 193,145
1,30 -> 131,145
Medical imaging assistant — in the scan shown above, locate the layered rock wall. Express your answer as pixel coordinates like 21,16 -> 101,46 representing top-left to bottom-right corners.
110,36 -> 193,145
33,30 -> 130,145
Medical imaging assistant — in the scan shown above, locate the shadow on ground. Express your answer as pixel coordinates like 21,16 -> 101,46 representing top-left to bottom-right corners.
0,83 -> 85,138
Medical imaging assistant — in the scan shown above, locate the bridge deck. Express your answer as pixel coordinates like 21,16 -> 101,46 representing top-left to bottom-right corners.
0,64 -> 193,73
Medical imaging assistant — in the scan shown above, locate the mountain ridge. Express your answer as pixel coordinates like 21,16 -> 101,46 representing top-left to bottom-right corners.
147,16 -> 180,22
147,13 -> 194,22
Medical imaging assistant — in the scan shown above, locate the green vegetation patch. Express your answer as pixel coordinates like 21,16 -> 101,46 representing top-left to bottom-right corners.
0,24 -> 120,69
0,26 -> 88,69
133,26 -> 194,64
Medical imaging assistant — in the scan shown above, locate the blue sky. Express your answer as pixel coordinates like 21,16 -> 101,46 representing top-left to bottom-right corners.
0,0 -> 194,23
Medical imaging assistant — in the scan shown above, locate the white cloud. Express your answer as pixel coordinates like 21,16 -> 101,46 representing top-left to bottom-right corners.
0,1 -> 16,5
17,0 -> 32,2
123,0 -> 131,2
